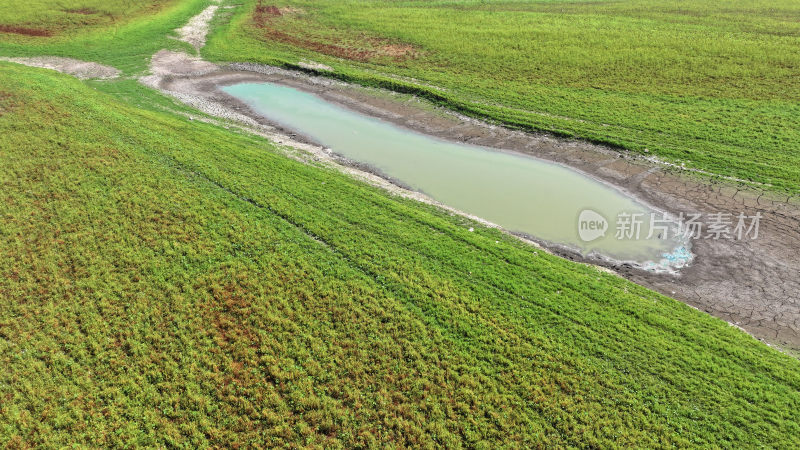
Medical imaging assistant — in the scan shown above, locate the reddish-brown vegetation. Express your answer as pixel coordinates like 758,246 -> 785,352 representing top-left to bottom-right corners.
252,2 -> 416,62
263,29 -> 374,61
63,8 -> 99,15
0,90 -> 14,116
0,24 -> 52,37
254,3 -> 282,17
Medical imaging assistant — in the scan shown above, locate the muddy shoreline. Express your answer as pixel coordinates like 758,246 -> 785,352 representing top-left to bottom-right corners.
144,51 -> 800,353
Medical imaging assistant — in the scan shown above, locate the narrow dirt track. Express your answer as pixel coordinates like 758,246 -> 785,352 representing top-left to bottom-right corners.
0,56 -> 119,79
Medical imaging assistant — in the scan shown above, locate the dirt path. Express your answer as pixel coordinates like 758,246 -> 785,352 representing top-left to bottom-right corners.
175,1 -> 223,51
0,56 -> 120,79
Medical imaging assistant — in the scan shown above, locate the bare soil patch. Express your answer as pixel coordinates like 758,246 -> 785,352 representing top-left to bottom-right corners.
252,3 -> 417,63
254,28 -> 418,63
0,56 -> 120,79
253,2 -> 302,17
147,50 -> 218,77
255,3 -> 282,17
0,24 -> 53,37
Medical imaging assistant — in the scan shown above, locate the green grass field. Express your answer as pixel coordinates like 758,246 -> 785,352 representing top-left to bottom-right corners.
204,0 -> 800,192
0,0 -> 175,36
2,0 -> 800,446
0,0 -> 209,72
1,61 -> 799,447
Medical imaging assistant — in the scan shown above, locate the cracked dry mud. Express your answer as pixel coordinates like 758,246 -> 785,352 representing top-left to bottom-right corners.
144,51 -> 800,355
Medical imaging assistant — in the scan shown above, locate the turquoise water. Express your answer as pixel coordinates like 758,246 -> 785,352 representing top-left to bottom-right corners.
223,82 -> 692,270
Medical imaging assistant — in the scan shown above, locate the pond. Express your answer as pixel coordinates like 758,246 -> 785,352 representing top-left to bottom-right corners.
223,82 -> 692,271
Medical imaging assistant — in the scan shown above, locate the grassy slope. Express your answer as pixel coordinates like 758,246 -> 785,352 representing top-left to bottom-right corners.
204,0 -> 800,192
2,63 -> 799,447
0,0 -> 209,73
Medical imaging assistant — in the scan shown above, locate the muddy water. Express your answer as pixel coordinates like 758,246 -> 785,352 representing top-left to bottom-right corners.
223,82 -> 692,271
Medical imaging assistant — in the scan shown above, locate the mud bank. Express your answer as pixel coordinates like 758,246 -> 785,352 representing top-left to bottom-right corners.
143,51 -> 800,353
